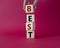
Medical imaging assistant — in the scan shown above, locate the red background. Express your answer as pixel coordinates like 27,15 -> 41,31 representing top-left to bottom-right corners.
0,0 -> 60,48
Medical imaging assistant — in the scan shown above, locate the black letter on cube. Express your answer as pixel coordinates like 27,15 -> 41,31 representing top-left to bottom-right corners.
28,16 -> 32,22
28,32 -> 32,38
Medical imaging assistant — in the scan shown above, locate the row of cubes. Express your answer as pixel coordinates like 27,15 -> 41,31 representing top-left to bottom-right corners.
26,5 -> 35,38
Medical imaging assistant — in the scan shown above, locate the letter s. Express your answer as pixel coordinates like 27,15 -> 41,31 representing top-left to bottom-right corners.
27,24 -> 31,30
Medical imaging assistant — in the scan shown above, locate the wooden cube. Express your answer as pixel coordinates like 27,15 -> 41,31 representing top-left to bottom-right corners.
27,14 -> 35,22
27,31 -> 35,38
26,22 -> 35,31
25,5 -> 34,13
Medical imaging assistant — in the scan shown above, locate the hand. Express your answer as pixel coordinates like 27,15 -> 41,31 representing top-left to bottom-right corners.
23,0 -> 39,11
23,0 -> 30,11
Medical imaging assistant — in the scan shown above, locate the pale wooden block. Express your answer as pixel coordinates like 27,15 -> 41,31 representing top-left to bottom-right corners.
27,14 -> 35,22
26,22 -> 35,31
25,5 -> 34,13
27,31 -> 35,38
32,22 -> 35,31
